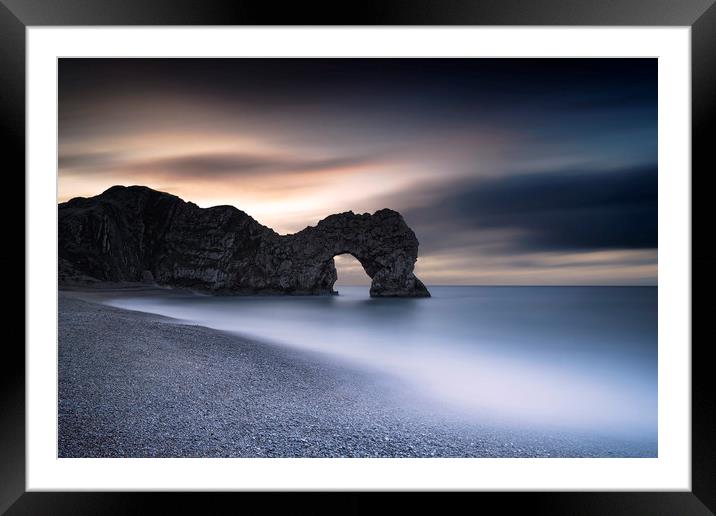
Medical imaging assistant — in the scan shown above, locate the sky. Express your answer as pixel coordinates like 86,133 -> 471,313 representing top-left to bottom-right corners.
58,58 -> 657,285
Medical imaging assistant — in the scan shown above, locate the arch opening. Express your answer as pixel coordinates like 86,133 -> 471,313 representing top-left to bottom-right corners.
333,253 -> 371,295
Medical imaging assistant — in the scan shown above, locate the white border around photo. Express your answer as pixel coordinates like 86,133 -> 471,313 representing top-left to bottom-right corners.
26,26 -> 690,491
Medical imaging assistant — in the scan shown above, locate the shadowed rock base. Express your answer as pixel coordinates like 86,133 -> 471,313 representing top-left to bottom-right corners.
59,185 -> 431,298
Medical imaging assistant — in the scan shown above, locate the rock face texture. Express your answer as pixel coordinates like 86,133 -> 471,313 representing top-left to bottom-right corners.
59,185 -> 430,297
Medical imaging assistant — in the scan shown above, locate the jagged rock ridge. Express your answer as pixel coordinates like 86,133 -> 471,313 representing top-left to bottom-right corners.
58,185 -> 431,297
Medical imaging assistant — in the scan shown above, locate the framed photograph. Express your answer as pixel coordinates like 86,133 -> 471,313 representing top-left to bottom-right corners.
5,0 -> 714,513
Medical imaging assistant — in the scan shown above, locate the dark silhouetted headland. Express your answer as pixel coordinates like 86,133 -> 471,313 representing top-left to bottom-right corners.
58,185 -> 430,297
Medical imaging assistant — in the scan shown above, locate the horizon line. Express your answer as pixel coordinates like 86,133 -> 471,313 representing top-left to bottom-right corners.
334,284 -> 658,288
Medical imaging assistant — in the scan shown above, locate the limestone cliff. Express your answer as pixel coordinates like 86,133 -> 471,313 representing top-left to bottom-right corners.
58,186 -> 430,297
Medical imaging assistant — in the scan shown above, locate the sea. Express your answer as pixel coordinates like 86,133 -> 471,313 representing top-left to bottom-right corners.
105,285 -> 657,444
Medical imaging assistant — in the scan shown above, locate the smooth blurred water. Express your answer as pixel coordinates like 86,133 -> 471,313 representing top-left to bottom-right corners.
105,286 -> 657,441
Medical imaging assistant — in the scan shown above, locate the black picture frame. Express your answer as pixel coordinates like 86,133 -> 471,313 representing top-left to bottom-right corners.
3,1 -> 714,513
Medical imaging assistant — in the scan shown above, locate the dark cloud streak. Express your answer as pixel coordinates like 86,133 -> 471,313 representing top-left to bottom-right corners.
402,164 -> 657,254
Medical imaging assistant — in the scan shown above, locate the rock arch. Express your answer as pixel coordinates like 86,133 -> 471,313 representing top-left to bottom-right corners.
284,209 -> 431,297
58,186 -> 431,298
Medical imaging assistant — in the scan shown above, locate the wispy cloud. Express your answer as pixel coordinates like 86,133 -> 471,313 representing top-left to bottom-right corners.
58,151 -> 123,172
125,153 -> 379,178
60,151 -> 380,178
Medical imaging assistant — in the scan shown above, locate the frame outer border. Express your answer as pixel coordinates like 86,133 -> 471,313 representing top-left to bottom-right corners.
0,1 -> 26,515
3,0 -> 714,513
692,1 -> 716,513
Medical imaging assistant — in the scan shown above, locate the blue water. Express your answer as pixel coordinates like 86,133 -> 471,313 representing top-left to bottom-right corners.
106,286 -> 657,441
